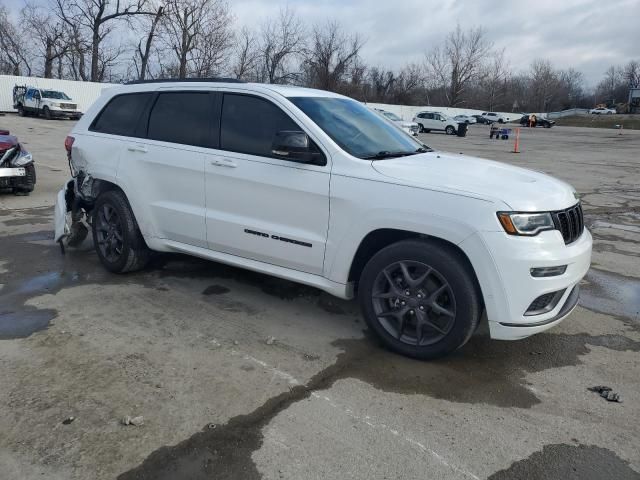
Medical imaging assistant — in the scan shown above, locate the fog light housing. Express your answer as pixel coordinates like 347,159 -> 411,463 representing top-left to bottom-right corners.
530,265 -> 567,278
525,289 -> 566,315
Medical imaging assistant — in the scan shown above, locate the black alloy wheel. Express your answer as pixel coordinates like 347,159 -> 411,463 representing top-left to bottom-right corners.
96,203 -> 124,263
371,260 -> 456,346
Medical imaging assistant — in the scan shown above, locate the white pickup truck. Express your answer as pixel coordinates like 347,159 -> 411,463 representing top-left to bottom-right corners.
13,85 -> 82,120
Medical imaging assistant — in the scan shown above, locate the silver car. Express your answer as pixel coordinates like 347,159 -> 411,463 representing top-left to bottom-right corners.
374,109 -> 420,136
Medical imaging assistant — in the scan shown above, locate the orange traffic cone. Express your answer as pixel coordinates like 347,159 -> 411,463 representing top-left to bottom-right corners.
512,128 -> 520,153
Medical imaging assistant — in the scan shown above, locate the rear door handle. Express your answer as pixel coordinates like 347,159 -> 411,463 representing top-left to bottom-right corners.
127,144 -> 148,153
210,158 -> 236,168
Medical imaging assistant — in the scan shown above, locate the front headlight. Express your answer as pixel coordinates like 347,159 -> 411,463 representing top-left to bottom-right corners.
497,212 -> 554,236
12,151 -> 33,167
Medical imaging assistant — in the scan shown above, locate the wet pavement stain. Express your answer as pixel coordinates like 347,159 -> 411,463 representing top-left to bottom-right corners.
487,443 -> 640,479
202,285 -> 231,295
0,309 -> 57,338
581,268 -> 640,327
117,332 -> 640,480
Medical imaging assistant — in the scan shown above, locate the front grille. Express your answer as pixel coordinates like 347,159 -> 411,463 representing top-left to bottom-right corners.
525,289 -> 566,316
60,103 -> 77,110
552,203 -> 584,245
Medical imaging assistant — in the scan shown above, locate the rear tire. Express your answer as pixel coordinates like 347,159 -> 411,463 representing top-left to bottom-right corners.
92,190 -> 151,273
358,239 -> 482,359
17,104 -> 25,117
445,126 -> 455,135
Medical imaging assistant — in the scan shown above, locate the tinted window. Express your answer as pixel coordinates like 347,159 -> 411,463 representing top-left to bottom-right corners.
91,93 -> 152,136
148,92 -> 212,147
221,94 -> 300,158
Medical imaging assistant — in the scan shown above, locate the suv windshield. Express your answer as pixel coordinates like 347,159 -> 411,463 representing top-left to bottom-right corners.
42,90 -> 71,100
291,97 -> 426,159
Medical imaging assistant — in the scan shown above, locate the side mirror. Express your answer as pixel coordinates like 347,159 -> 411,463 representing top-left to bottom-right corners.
271,130 -> 324,164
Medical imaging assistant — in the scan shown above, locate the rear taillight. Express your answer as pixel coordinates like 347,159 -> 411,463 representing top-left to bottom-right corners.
64,135 -> 74,158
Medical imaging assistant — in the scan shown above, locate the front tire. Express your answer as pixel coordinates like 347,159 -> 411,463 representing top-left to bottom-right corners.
92,190 -> 150,273
358,239 -> 482,359
43,106 -> 52,120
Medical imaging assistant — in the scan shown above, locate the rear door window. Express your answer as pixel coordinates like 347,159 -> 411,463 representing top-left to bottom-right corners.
220,93 -> 300,158
91,93 -> 153,136
147,92 -> 213,147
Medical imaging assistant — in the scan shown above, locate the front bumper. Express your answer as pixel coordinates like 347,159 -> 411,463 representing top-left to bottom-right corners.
460,228 -> 592,340
0,167 -> 26,178
50,109 -> 82,119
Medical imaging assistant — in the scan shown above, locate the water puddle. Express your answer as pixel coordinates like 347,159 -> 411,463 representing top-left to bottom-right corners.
0,309 -> 57,338
581,269 -> 640,325
487,443 -> 640,479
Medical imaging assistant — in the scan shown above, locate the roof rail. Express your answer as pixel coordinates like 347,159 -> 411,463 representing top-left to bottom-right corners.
125,77 -> 244,85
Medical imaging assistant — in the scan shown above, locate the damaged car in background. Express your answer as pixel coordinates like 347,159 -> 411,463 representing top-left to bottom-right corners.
0,129 -> 36,195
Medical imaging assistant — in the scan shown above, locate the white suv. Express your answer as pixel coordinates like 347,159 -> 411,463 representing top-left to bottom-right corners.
481,112 -> 506,124
412,111 -> 460,135
54,80 -> 592,359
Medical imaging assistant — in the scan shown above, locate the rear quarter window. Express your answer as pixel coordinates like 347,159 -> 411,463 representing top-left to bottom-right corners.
147,92 -> 213,147
90,93 -> 153,136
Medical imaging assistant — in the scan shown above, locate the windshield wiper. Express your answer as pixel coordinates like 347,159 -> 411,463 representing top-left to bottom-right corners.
362,150 -> 420,160
415,146 -> 432,153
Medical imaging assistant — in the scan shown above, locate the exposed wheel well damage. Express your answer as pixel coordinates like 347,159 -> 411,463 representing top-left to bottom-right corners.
348,228 -> 484,304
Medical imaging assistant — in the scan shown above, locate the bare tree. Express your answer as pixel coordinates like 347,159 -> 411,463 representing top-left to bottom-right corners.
558,68 -> 584,108
303,21 -> 363,91
160,0 -> 233,78
230,26 -> 259,80
21,3 -> 69,78
596,65 -> 626,104
259,7 -> 304,84
528,59 -> 561,112
0,5 -> 32,75
425,25 -> 492,106
391,63 -> 425,104
623,60 -> 640,88
55,0 -> 155,81
133,6 -> 164,80
478,48 -> 510,110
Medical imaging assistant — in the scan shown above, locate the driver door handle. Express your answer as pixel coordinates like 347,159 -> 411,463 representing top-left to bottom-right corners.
127,144 -> 148,153
210,158 -> 236,168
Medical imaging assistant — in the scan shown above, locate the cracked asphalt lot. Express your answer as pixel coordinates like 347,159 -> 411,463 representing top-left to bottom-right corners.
1,116 -> 639,479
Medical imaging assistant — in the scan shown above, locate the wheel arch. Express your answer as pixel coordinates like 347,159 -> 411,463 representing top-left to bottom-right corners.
347,228 -> 484,303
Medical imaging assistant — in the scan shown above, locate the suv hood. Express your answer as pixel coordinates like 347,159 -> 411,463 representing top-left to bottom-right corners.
372,151 -> 578,211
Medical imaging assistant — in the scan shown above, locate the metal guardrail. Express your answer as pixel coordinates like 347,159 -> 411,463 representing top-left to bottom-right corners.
547,108 -> 590,119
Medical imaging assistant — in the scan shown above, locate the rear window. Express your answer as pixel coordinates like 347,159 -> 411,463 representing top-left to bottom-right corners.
90,93 -> 153,136
147,92 -> 212,147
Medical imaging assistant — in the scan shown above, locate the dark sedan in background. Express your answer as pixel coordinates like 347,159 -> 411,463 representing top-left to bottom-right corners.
520,115 -> 555,128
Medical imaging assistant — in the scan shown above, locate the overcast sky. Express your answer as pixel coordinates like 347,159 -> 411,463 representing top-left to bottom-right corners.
4,0 -> 638,86
230,0 -> 639,87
